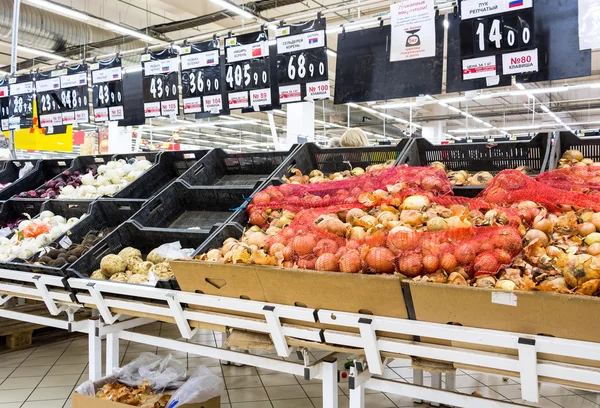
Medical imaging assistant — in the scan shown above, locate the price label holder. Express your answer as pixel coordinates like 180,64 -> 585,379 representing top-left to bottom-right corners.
276,17 -> 329,103
224,30 -> 279,112
142,48 -> 180,118
91,57 -> 124,123
0,78 -> 9,131
459,0 -> 537,81
7,74 -> 35,130
36,65 -> 89,127
180,40 -> 230,118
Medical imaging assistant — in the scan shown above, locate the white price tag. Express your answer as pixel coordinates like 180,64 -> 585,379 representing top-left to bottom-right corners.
492,291 -> 517,307
59,235 -> 72,249
502,49 -> 539,75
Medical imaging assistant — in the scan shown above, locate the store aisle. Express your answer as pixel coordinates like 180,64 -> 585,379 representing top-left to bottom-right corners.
0,322 -> 596,408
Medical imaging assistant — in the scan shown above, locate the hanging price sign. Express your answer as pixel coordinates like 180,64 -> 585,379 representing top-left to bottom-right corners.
142,49 -> 179,118
8,74 -> 34,130
276,18 -> 329,103
91,58 -> 124,122
36,65 -> 89,127
224,30 -> 276,111
180,40 -> 228,117
0,78 -> 9,131
459,0 -> 537,80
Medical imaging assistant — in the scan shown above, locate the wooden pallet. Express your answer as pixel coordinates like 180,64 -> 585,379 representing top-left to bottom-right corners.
0,303 -> 84,349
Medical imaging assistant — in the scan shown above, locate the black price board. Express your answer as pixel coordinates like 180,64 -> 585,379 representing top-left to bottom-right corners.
7,74 -> 34,130
180,40 -> 228,117
0,78 -> 9,131
224,30 -> 278,111
36,65 -> 89,127
459,0 -> 537,82
276,18 -> 329,103
90,58 -> 124,122
142,49 -> 179,118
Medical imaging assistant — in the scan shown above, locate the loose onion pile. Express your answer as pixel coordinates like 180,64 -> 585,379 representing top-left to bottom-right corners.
283,161 -> 395,184
0,210 -> 86,262
558,149 -> 600,168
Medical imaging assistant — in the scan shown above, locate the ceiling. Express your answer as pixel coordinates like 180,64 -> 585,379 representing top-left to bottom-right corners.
1,0 -> 599,156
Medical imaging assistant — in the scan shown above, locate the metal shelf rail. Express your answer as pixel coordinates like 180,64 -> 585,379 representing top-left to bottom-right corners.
0,268 -> 599,408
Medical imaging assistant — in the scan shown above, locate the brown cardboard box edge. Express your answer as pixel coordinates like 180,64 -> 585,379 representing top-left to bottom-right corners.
72,393 -> 220,408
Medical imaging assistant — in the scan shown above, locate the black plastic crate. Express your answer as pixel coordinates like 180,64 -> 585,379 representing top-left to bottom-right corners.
0,159 -> 39,190
269,142 -> 410,182
179,147 -> 297,189
0,158 -> 72,200
67,221 -> 210,291
0,199 -> 45,235
115,150 -> 209,199
547,132 -> 600,169
401,134 -> 552,197
130,180 -> 253,233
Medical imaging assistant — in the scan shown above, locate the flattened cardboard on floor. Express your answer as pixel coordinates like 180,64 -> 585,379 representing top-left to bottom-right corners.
72,393 -> 220,408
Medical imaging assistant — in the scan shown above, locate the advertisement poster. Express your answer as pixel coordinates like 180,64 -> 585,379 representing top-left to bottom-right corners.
579,0 -> 600,50
390,0 -> 436,62
98,126 -> 109,154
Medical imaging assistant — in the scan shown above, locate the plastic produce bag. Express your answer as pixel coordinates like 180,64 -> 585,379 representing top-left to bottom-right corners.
154,241 -> 195,260
18,162 -> 34,179
166,367 -> 224,408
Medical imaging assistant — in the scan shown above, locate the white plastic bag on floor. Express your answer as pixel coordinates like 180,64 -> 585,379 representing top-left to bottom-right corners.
166,366 -> 224,408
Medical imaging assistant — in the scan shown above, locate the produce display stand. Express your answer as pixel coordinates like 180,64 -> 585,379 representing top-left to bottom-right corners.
401,134 -> 552,197
0,158 -> 73,200
548,131 -> 600,169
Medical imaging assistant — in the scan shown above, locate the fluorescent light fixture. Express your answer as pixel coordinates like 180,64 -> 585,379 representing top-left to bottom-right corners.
347,103 -> 360,108
540,105 -> 551,113
105,23 -> 159,43
27,0 -> 89,20
447,128 -> 490,134
18,45 -> 69,61
438,102 -> 448,107
380,113 -> 395,120
483,122 -> 494,128
448,106 -> 461,113
508,87 -> 568,97
439,96 -> 466,104
395,118 -> 409,124
327,19 -> 380,34
361,106 -> 378,115
461,112 -> 473,118
473,117 -> 484,124
375,101 -> 417,109
326,49 -> 337,57
210,0 -> 255,19
501,124 -> 542,131
443,19 -> 449,28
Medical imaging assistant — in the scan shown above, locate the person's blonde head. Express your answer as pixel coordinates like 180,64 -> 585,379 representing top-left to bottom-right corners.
340,128 -> 369,147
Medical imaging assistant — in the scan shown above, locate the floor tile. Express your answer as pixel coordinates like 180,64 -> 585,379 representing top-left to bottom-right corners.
468,373 -> 517,386
38,374 -> 81,388
47,364 -> 87,376
452,375 -> 486,388
387,358 -> 412,368
55,354 -> 89,365
21,355 -> 61,367
260,374 -> 298,387
0,376 -> 42,390
311,396 -> 349,408
1,356 -> 32,367
271,398 -> 313,407
10,366 -> 52,378
539,383 -> 576,397
230,402 -> 273,408
302,384 -> 344,398
511,398 -> 561,407
27,385 -> 74,401
265,385 -> 307,400
225,376 -> 263,389
188,357 -> 221,367
547,395 -> 600,407
579,392 -> 600,404
222,366 -> 258,377
0,388 -> 34,403
22,399 -> 66,408
457,386 -> 505,400
364,393 -> 397,407
63,399 -> 72,408
227,387 -> 269,403
0,403 -> 21,408
384,392 -> 425,407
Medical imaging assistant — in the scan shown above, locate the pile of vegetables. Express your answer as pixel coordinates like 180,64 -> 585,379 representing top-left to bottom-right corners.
90,246 -> 178,285
30,230 -> 108,268
17,159 -> 153,199
429,162 -> 530,186
283,161 -> 395,184
558,149 -> 600,168
0,210 -> 87,262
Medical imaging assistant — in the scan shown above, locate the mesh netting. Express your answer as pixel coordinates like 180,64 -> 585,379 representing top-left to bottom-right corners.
249,166 -> 452,213
536,166 -> 600,193
478,170 -> 600,212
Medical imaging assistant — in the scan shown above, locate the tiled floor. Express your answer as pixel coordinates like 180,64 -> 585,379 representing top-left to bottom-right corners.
0,322 -> 597,408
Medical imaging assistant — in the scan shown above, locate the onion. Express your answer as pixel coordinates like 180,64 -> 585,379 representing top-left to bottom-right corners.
245,231 -> 267,248
494,249 -> 513,264
420,175 -> 443,192
387,229 -> 420,253
426,216 -> 448,232
252,191 -> 271,204
578,222 -> 597,237
455,242 -> 477,264
135,160 -> 152,171
473,253 -> 500,276
399,210 -> 423,227
398,253 -> 423,277
402,195 -> 430,210
292,234 -> 317,256
495,229 -> 523,253
585,232 -> 600,246
377,211 -> 398,224
268,243 -> 286,257
440,253 -> 458,271
345,208 -> 366,224
316,253 -> 339,272
516,201 -> 538,209
297,257 -> 316,270
588,243 -> 600,256
248,210 -> 268,226
317,217 -> 348,237
348,226 -> 367,241
355,215 -> 378,229
81,173 -> 95,185
545,246 -> 562,257
283,245 -> 294,261
592,213 -> 600,231
446,216 -> 470,229
422,255 -> 440,274
314,239 -> 339,257
339,249 -> 361,273
39,211 -> 55,221
205,249 -> 223,262
524,229 -> 549,246
364,247 -> 396,274
532,217 -> 553,234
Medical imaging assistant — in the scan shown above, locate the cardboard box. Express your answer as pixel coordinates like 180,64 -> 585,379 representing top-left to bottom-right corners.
72,392 -> 220,408
172,260 -> 411,339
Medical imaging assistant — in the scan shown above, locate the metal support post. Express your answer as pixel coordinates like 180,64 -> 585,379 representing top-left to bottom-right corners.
413,369 -> 424,403
518,338 -> 539,403
430,372 -> 443,407
87,283 -> 120,324
445,372 -> 456,392
349,382 -> 365,408
321,356 -> 338,408
263,305 -> 292,357
88,319 -> 102,381
106,332 -> 120,376
357,318 -> 383,375
165,293 -> 195,339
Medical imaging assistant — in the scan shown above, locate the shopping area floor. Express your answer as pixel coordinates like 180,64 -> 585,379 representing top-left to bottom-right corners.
0,321 -> 597,408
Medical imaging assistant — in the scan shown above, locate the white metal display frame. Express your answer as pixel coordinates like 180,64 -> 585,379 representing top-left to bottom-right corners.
0,268 -> 599,408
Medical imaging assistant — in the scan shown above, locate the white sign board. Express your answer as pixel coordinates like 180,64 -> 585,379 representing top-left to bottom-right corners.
390,0 -> 436,62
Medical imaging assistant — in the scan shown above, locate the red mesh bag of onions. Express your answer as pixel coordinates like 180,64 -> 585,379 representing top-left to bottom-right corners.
249,166 -> 452,213
536,167 -> 600,193
479,170 -> 600,213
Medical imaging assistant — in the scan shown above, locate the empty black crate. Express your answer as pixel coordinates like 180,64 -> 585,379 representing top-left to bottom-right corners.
0,159 -> 39,192
116,150 -> 209,199
0,158 -> 72,200
0,199 -> 146,278
180,147 -> 297,189
548,132 -> 600,169
269,142 -> 410,182
67,221 -> 210,290
130,181 -> 252,233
